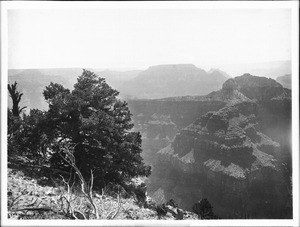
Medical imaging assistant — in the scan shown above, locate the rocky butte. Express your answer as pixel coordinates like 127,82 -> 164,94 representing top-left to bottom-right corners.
128,74 -> 292,218
120,64 -> 228,99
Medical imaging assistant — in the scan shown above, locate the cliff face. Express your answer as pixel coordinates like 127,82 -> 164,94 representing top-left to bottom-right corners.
206,74 -> 292,166
129,74 -> 291,168
148,101 -> 291,218
128,100 -> 226,164
233,73 -> 288,101
233,74 -> 292,169
134,113 -> 178,165
139,74 -> 291,219
128,99 -> 226,130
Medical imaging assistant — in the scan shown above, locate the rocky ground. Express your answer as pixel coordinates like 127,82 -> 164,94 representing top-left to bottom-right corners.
7,168 -> 198,220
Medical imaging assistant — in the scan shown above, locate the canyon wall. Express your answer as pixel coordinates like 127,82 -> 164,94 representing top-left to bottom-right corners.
147,101 -> 291,218
127,100 -> 226,164
128,74 -> 292,218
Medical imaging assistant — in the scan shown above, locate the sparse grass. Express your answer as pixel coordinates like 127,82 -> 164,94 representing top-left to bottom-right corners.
7,168 -> 198,220
7,168 -> 122,220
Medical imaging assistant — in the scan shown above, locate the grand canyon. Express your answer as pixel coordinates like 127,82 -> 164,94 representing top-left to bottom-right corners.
8,64 -> 292,219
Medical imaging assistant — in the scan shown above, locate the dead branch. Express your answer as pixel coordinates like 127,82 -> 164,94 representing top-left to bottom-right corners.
109,194 -> 121,220
8,188 -> 31,212
11,207 -> 56,213
56,141 -> 125,220
25,198 -> 38,207
60,143 -> 100,219
8,193 -> 23,209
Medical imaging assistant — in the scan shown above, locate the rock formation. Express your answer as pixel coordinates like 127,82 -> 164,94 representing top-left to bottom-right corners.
8,67 -> 292,219
136,114 -> 178,165
144,74 -> 292,218
148,101 -> 291,218
119,64 -> 228,99
128,100 -> 226,165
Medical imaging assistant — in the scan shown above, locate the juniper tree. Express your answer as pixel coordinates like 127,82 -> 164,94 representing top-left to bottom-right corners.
43,69 -> 151,188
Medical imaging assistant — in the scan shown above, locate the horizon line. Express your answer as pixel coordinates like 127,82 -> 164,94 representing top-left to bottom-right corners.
7,59 -> 292,71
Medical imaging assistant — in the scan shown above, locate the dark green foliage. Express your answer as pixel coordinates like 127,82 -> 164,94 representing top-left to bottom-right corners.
8,82 -> 26,117
192,198 -> 218,219
7,82 -> 25,158
43,69 -> 151,188
43,82 -> 70,102
20,109 -> 51,164
8,109 -> 22,158
8,108 -> 50,166
8,109 -> 22,137
7,83 -> 50,165
8,69 -> 150,194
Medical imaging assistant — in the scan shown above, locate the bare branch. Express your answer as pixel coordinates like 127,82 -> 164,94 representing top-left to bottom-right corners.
59,143 -> 100,219
109,194 -> 121,220
11,207 -> 58,213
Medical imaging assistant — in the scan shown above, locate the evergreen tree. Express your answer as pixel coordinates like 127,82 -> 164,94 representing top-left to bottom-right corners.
43,69 -> 151,188
8,108 -> 49,165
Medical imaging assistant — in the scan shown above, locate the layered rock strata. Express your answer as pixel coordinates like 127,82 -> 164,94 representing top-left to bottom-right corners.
148,101 -> 291,218
128,100 -> 226,165
147,74 -> 291,218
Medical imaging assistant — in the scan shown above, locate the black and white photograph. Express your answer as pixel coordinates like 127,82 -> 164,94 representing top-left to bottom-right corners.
1,1 -> 299,226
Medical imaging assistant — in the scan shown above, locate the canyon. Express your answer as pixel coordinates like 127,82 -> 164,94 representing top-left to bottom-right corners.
7,67 -> 292,219
128,74 -> 292,218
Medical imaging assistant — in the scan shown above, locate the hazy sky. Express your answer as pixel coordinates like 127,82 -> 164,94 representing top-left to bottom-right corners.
8,6 -> 291,69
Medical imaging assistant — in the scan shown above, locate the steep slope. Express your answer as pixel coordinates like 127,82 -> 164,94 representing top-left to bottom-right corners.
205,78 -> 252,105
140,74 -> 291,218
129,73 -> 291,167
128,100 -> 226,165
233,73 -> 289,101
7,168 -> 198,220
231,74 -> 291,167
119,64 -> 228,99
276,74 -> 291,89
148,101 -> 291,218
208,68 -> 231,79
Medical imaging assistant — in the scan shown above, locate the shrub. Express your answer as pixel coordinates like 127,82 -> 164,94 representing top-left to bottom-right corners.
192,198 -> 218,219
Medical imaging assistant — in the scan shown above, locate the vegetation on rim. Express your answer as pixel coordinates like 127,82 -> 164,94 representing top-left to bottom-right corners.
7,69 -> 217,220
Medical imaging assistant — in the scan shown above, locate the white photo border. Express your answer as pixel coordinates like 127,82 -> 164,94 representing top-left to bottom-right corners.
1,1 -> 299,226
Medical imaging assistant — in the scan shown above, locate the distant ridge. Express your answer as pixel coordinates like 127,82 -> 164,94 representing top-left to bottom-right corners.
208,68 -> 231,79
8,66 -> 289,112
118,64 -> 228,99
159,73 -> 290,103
276,74 -> 291,89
